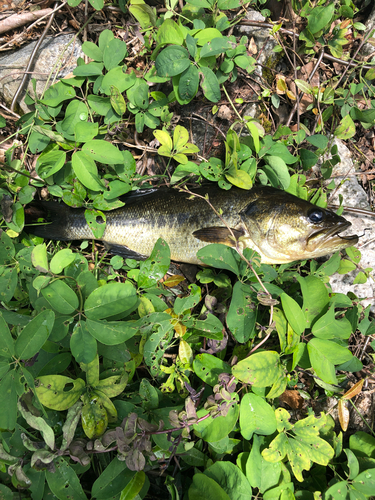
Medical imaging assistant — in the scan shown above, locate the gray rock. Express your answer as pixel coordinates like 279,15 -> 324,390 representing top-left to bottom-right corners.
0,34 -> 84,113
327,139 -> 375,311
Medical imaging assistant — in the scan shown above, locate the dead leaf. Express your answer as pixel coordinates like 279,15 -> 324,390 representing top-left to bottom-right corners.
279,390 -> 303,409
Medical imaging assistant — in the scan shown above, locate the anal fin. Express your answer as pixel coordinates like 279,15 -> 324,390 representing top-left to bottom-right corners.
192,227 -> 244,246
103,242 -> 148,260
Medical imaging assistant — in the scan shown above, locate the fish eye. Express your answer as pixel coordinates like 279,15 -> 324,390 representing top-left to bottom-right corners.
308,209 -> 325,224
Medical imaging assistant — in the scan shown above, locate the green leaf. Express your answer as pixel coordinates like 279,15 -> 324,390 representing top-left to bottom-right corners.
85,282 -> 138,320
0,267 -> 17,302
189,473 -> 231,500
119,471 -> 146,500
200,66 -> 221,102
232,351 -> 282,387
306,134 -> 329,149
86,318 -> 138,346
103,38 -> 127,71
58,100 -> 88,137
70,321 -> 97,364
110,85 -> 127,115
82,41 -> 103,61
294,79 -> 312,94
308,338 -> 353,384
312,306 -> 352,340
193,353 -> 231,386
156,46 -> 191,77
40,81 -> 76,106
138,238 -> 171,289
195,28 -> 223,46
35,375 -> 85,411
84,208 -> 106,238
127,78 -> 149,109
307,3 -> 335,34
50,248 -> 75,274
227,282 -> 256,343
74,121 -> 98,142
280,293 -> 306,335
174,283 -> 201,315
73,61 -> 104,76
246,435 -> 281,492
92,458 -> 135,499
204,461 -> 252,500
96,371 -> 128,398
297,275 -> 329,328
334,114 -> 356,140
15,310 -> 54,359
240,393 -> 277,440
101,67 -> 137,95
225,168 -> 253,190
0,370 -> 18,430
41,280 -> 79,314
197,244 -> 240,275
262,409 -> 334,482
0,312 -> 15,357
264,156 -> 290,189
200,37 -> 232,58
0,231 -> 15,264
46,456 -> 88,500
36,149 -> 66,179
178,64 -> 199,101
129,2 -> 156,29
82,139 -> 124,165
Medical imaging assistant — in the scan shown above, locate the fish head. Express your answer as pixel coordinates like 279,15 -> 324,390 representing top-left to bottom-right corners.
240,190 -> 359,264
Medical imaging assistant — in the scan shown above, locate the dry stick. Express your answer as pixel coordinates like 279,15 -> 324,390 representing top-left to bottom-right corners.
0,2 -> 66,51
10,2 -> 59,112
285,48 -> 325,127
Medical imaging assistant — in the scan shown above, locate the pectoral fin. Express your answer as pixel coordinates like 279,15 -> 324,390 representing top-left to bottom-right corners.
103,242 -> 148,260
192,227 -> 244,246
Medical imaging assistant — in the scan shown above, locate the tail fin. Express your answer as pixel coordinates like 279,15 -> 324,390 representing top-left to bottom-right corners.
25,201 -> 89,241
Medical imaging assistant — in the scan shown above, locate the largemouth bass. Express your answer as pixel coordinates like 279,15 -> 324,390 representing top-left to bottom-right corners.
27,185 -> 358,265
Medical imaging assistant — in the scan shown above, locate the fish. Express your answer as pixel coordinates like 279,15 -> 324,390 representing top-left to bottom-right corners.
26,185 -> 359,265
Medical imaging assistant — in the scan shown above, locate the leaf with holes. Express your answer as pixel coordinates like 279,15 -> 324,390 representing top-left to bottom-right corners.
35,375 -> 85,411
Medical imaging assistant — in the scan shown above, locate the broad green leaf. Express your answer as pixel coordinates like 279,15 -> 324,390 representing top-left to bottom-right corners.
73,61 -> 104,76
156,19 -> 184,47
50,248 -> 75,274
232,351 -> 282,387
138,238 -> 171,289
103,37 -> 127,71
193,353 -> 231,386
38,352 -> 72,376
82,41 -> 103,61
204,461 -> 252,500
174,284 -> 201,315
197,244 -> 240,275
312,306 -> 352,340
110,85 -> 127,115
127,78 -> 149,109
31,244 -> 49,273
72,151 -> 104,192
120,471 -> 146,500
36,149 -> 66,179
227,282 -> 256,343
15,310 -> 54,359
74,121 -> 98,142
189,473 -> 231,500
85,208 -> 106,239
183,313 -> 224,340
264,156 -> 290,189
294,79 -> 312,94
297,275 -> 329,327
82,140 -> 124,165
306,134 -> 329,149
35,375 -> 85,410
0,267 -> 17,303
46,456 -> 88,500
0,231 -> 15,264
96,372 -> 128,398
129,2 -> 156,29
0,370 -> 18,430
307,3 -> 335,34
195,28 -> 223,46
225,168 -> 253,190
349,431 -> 375,459
101,67 -> 137,95
200,38 -> 232,58
0,313 -> 15,357
334,114 -> 356,140
200,66 -> 221,102
40,81 -> 76,106
58,100 -> 88,137
41,280 -> 79,314
91,457 -> 134,499
240,393 -> 277,440
155,46 -> 190,77
246,435 -> 281,492
0,485 -> 13,500
308,338 -> 353,384
104,180 -> 131,200
70,321 -> 97,364
86,318 -> 138,345
81,353 -> 99,387
85,282 -> 138,320
280,293 -> 306,335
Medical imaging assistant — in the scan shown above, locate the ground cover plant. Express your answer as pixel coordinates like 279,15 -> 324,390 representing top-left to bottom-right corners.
0,0 -> 375,498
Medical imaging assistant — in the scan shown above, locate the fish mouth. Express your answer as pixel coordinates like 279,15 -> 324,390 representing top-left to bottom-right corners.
307,221 -> 359,251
